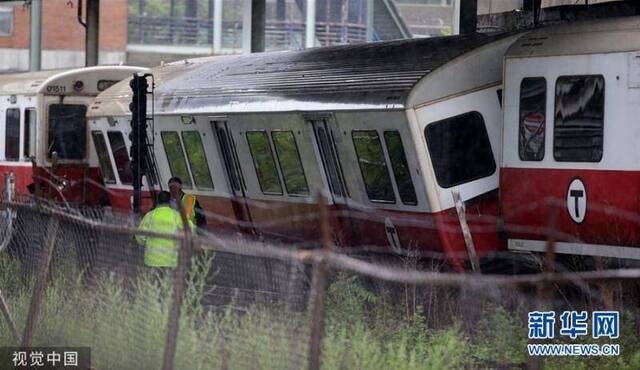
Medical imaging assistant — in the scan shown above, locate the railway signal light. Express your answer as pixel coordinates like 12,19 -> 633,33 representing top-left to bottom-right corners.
129,74 -> 150,215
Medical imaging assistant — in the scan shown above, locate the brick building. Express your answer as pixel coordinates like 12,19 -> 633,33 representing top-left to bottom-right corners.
0,0 -> 127,72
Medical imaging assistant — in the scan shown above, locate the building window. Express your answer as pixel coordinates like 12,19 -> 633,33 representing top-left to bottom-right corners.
107,131 -> 133,185
246,131 -> 283,195
519,77 -> 547,161
0,6 -> 13,36
161,131 -> 192,188
425,111 -> 496,188
554,75 -> 605,162
48,104 -> 87,160
352,130 -> 396,203
91,131 -> 116,184
181,131 -> 214,190
384,131 -> 417,205
4,108 -> 20,161
271,131 -> 309,196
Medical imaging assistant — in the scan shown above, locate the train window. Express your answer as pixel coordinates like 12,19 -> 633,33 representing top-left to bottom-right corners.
246,131 -> 283,195
519,77 -> 546,161
554,75 -> 605,162
91,131 -> 116,184
384,131 -> 417,205
161,131 -> 192,189
4,108 -> 20,161
352,130 -> 395,203
107,132 -> 133,185
24,108 -> 36,159
315,126 -> 346,197
272,131 -> 309,196
181,131 -> 214,190
48,104 -> 87,160
425,112 -> 496,188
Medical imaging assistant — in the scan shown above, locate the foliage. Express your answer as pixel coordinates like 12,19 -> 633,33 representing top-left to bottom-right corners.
1,253 -> 640,369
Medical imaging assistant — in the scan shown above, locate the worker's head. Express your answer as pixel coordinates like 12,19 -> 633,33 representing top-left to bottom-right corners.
168,177 -> 183,199
157,191 -> 171,205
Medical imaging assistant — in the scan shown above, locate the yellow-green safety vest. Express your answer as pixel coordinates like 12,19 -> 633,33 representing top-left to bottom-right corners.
135,205 -> 193,267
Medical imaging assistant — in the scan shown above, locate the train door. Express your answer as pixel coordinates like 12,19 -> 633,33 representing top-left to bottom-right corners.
308,117 -> 357,246
212,121 -> 256,235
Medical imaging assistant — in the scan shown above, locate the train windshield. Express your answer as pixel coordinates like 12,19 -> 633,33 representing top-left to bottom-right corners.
425,111 -> 496,188
47,104 -> 87,160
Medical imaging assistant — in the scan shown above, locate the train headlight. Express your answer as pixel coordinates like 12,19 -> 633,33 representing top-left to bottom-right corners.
73,80 -> 84,92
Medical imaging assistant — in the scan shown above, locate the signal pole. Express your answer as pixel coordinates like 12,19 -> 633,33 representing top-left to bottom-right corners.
129,75 -> 149,216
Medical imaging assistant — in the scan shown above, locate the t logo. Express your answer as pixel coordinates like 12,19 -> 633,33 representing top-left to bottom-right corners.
566,178 -> 587,224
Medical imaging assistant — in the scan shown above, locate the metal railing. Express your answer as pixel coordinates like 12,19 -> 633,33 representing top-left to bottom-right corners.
128,15 -> 368,51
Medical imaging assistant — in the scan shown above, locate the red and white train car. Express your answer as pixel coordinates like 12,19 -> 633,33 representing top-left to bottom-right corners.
0,66 -> 145,205
501,17 -> 640,260
88,33 -> 520,269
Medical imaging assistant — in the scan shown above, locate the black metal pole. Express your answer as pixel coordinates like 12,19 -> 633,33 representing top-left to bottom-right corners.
251,0 -> 266,52
459,0 -> 477,35
85,0 -> 100,66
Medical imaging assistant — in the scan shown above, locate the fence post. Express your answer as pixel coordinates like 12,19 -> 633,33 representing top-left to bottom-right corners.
0,288 -> 20,344
161,203 -> 195,370
3,172 -> 15,202
308,193 -> 331,370
451,189 -> 480,272
22,214 -> 60,347
528,200 -> 559,370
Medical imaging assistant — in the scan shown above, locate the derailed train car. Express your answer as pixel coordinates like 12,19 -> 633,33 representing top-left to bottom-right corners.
0,66 -> 145,205
88,33 -> 519,270
500,17 -> 640,261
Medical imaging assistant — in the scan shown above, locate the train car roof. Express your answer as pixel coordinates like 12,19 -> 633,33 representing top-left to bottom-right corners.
0,69 -> 64,95
89,32 -> 511,116
0,65 -> 146,96
506,16 -> 640,59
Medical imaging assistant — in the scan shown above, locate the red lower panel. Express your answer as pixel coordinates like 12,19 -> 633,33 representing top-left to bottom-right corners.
106,186 -> 503,271
501,167 -> 640,247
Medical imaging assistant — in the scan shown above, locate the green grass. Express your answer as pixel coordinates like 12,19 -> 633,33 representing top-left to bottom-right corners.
1,253 -> 639,369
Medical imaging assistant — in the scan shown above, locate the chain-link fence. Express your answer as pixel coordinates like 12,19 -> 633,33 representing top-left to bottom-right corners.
2,196 -> 640,369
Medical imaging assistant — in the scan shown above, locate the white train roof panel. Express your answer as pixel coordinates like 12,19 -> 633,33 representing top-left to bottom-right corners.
90,33 -> 512,116
0,69 -> 64,95
0,66 -> 146,97
507,16 -> 640,59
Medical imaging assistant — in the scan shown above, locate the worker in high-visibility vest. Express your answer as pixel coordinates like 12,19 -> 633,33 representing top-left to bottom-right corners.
136,191 -> 193,268
168,176 -> 207,227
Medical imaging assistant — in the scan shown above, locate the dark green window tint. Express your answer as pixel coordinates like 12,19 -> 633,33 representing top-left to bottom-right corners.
161,131 -> 192,188
91,131 -> 116,184
181,131 -> 214,190
272,131 -> 309,196
352,130 -> 395,203
246,131 -> 283,195
384,131 -> 417,205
